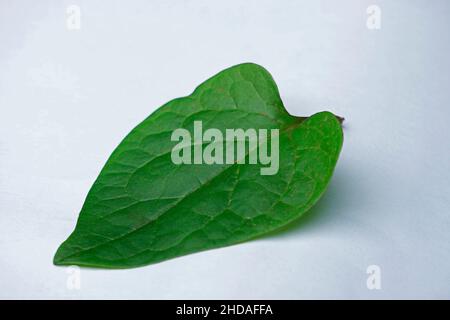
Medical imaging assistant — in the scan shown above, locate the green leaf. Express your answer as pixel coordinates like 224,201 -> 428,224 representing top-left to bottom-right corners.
54,63 -> 343,268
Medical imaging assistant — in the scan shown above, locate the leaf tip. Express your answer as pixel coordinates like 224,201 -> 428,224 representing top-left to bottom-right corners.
53,244 -> 70,266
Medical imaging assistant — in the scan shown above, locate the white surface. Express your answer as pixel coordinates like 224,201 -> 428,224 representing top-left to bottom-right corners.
1,0 -> 450,299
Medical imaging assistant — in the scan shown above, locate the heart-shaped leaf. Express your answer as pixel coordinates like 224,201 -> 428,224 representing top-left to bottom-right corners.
54,63 -> 343,268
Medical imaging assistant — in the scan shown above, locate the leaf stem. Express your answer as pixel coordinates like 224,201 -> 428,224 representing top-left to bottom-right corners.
334,115 -> 345,124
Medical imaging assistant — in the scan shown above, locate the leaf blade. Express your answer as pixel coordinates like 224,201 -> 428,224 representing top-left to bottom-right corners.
54,63 -> 343,268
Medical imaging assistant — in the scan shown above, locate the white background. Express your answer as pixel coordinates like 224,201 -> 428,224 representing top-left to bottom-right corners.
1,0 -> 449,299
